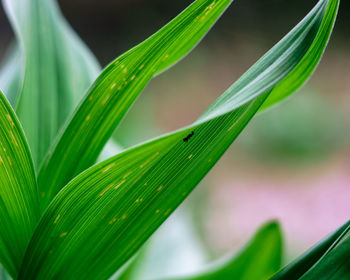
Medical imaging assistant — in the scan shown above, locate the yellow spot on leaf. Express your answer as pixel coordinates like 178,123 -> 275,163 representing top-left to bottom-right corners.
10,131 -> 18,147
155,209 -> 160,214
188,154 -> 194,159
109,218 -> 117,224
122,214 -> 127,220
123,171 -> 131,179
102,163 -> 115,173
139,64 -> 145,70
60,232 -> 67,238
157,186 -> 164,192
164,209 -> 171,216
114,180 -> 126,189
140,152 -> 160,168
205,2 -> 215,15
228,123 -> 236,131
135,198 -> 144,203
102,94 -> 111,105
7,114 -> 14,127
131,75 -> 136,81
86,115 -> 91,121
111,83 -> 117,89
54,214 -> 60,224
99,184 -> 113,197
0,156 -> 2,164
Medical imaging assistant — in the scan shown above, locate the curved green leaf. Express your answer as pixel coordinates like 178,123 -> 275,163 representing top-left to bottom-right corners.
271,221 -> 350,280
0,90 -> 40,278
260,0 -> 339,110
169,221 -> 282,280
299,224 -> 350,279
2,0 -> 101,166
37,0 -> 235,208
19,0 -> 338,279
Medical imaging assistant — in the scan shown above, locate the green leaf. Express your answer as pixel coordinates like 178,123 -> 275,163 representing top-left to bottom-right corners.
260,0 -> 339,110
271,221 -> 350,280
168,221 -> 282,280
300,224 -> 350,279
37,0 -> 235,208
3,0 -> 100,167
19,0 -> 339,279
0,90 -> 40,278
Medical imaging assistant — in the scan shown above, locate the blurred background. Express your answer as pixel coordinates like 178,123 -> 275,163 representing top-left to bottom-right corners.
0,0 -> 349,278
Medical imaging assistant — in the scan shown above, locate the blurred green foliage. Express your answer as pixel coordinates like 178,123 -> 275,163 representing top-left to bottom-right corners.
237,89 -> 348,165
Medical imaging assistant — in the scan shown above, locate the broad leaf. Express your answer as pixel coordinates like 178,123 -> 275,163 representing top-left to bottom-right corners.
2,0 -> 100,166
271,221 -> 350,280
0,90 -> 40,278
37,0 -> 235,208
170,221 -> 282,280
19,0 -> 338,279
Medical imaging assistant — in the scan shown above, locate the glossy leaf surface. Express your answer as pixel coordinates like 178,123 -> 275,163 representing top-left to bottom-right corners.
3,0 -> 100,166
37,0 -> 235,208
0,90 -> 40,278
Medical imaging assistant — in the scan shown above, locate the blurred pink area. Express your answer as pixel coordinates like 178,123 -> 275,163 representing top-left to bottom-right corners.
206,154 -> 350,258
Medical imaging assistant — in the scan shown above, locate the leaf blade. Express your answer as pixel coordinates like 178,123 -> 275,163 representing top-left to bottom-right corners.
170,221 -> 282,280
19,1 -> 339,279
37,0 -> 235,208
271,221 -> 350,280
2,0 -> 101,166
0,90 -> 40,278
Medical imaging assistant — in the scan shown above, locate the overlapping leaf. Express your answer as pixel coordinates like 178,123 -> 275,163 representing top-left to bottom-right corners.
300,224 -> 350,279
0,90 -> 40,278
272,221 -> 350,280
167,221 -> 282,280
2,0 -> 101,166
37,0 -> 235,208
18,1 -> 339,279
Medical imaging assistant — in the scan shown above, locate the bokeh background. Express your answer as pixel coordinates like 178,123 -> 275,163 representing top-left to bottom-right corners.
0,0 -> 349,277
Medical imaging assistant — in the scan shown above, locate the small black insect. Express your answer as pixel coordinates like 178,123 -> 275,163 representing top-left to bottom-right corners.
183,131 -> 194,142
